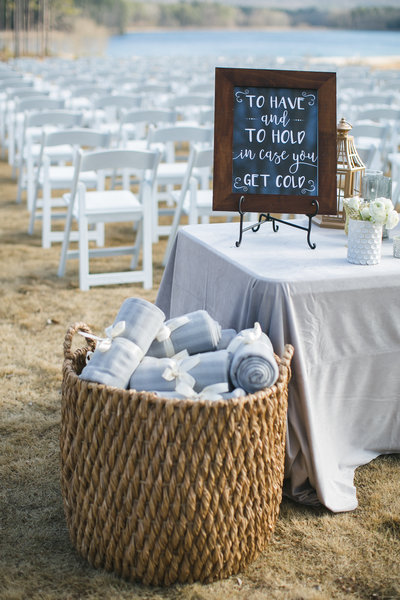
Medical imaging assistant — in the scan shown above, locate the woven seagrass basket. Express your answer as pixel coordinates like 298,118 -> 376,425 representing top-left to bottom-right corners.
60,322 -> 294,586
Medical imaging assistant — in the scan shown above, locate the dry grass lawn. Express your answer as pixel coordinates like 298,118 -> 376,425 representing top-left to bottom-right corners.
0,155 -> 400,600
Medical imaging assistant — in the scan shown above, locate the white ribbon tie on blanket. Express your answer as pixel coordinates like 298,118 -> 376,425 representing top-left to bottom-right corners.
227,322 -> 262,354
162,352 -> 199,390
155,316 -> 190,357
79,321 -> 144,363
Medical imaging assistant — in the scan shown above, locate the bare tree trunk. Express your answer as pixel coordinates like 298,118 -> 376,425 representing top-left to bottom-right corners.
40,0 -> 46,57
22,0 -> 27,56
36,0 -> 41,56
25,0 -> 32,56
14,0 -> 22,57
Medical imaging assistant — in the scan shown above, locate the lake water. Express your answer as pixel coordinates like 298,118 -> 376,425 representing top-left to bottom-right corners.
107,28 -> 400,63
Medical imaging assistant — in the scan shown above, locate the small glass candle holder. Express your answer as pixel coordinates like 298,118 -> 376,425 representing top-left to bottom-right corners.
361,170 -> 383,201
378,175 -> 392,199
393,236 -> 400,258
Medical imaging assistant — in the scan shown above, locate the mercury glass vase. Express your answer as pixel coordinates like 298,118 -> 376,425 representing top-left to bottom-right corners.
347,219 -> 383,265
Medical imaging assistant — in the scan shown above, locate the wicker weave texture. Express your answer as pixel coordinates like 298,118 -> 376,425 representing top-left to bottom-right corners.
60,322 -> 293,585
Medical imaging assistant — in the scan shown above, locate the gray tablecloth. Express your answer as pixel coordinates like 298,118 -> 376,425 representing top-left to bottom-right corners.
156,219 -> 400,512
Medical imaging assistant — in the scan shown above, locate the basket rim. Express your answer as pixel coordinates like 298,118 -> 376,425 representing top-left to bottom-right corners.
63,321 -> 294,408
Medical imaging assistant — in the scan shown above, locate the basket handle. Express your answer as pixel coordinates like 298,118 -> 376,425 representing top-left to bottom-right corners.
63,322 -> 96,360
278,344 -> 294,382
281,344 -> 294,366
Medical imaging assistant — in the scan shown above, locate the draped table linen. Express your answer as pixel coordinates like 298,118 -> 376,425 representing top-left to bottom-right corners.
156,219 -> 400,512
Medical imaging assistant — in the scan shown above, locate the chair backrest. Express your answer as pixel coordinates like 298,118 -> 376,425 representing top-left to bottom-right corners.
351,122 -> 389,141
356,107 -> 400,124
93,94 -> 143,111
177,144 -> 213,201
351,93 -> 395,108
140,82 -> 172,95
168,93 -> 214,109
121,108 -> 176,128
162,144 -> 213,265
36,127 -> 112,172
199,107 -> 214,126
24,109 -> 83,130
69,84 -> 111,98
168,93 -> 214,124
6,89 -> 45,104
147,124 -> 213,162
16,96 -> 65,113
0,71 -> 23,80
41,127 -> 111,150
70,147 -> 161,205
119,108 -> 176,143
148,124 -> 213,146
3,80 -> 34,91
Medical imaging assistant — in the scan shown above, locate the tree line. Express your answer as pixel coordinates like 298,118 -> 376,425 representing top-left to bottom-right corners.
1,0 -> 399,58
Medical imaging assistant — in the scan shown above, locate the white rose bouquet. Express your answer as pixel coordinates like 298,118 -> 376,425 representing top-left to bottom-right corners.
344,196 -> 399,231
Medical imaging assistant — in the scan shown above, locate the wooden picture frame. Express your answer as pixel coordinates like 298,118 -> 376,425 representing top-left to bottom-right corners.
213,67 -> 337,215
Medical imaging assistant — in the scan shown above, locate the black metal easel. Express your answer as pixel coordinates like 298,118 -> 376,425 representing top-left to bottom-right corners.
235,195 -> 319,249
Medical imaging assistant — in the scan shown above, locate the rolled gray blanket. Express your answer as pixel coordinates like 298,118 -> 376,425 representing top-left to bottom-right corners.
180,349 -> 232,393
216,328 -> 237,350
79,337 -> 146,389
108,297 -> 165,349
147,309 -> 222,358
80,297 -> 165,388
128,354 -> 194,392
228,323 -> 279,394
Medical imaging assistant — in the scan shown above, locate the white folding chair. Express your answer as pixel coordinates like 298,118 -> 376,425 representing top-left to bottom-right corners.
6,92 -> 57,171
351,121 -> 391,172
140,82 -> 172,108
88,93 -> 143,137
388,153 -> 400,209
162,145 -> 238,266
28,128 -> 111,248
16,108 -> 81,208
58,147 -> 160,291
355,107 -> 400,169
65,84 -> 112,111
167,93 -> 214,125
118,108 -> 177,151
147,123 -> 213,241
0,83 -> 36,158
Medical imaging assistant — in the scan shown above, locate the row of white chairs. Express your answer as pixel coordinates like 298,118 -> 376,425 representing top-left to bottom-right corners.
13,121 -> 217,291
0,82 -> 214,172
0,71 -> 219,290
0,65 -> 220,292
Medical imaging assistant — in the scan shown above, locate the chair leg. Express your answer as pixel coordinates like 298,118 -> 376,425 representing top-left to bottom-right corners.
162,195 -> 184,267
142,197 -> 153,289
16,161 -> 24,204
95,222 -> 105,247
152,187 -> 159,244
42,180 -> 52,249
28,180 -> 40,236
78,214 -> 90,291
26,157 -> 35,212
130,221 -> 142,269
58,194 -> 73,278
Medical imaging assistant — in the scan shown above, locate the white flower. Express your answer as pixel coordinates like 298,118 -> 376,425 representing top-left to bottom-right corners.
380,196 -> 395,212
360,204 -> 371,220
368,199 -> 387,224
345,196 -> 361,211
386,209 -> 399,230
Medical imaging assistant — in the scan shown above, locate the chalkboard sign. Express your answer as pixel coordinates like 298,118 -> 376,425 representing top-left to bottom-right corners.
213,68 -> 337,215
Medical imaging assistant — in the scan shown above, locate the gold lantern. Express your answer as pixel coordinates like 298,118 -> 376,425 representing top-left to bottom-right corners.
315,117 -> 365,228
